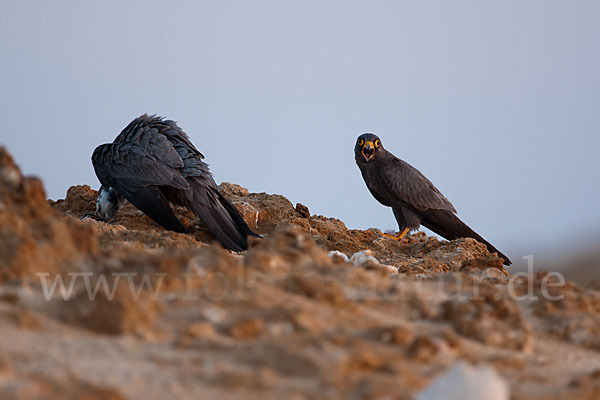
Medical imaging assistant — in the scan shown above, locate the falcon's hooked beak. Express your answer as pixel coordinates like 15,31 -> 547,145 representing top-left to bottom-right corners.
361,141 -> 375,162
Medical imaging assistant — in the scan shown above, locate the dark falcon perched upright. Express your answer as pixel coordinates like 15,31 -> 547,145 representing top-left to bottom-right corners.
92,114 -> 258,252
354,133 -> 511,265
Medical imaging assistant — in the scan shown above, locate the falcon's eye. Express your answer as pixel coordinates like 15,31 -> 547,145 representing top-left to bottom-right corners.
358,138 -> 364,146
374,140 -> 381,148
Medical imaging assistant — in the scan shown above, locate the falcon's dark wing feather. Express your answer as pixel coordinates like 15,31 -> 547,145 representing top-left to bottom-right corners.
165,182 -> 256,252
372,155 -> 456,213
91,141 -> 188,233
149,117 -> 258,251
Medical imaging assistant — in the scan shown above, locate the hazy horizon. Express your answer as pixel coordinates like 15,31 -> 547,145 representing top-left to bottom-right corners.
1,1 -> 599,264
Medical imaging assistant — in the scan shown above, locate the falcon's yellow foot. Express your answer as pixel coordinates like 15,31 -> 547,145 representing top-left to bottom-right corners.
378,228 -> 411,243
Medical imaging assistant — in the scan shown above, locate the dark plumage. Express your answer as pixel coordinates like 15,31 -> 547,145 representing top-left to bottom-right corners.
92,114 -> 258,251
354,133 -> 511,265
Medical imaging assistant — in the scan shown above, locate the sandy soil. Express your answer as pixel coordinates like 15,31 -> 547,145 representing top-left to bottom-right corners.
0,146 -> 599,399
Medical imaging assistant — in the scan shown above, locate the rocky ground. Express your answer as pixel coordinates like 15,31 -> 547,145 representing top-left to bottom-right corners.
0,146 -> 599,399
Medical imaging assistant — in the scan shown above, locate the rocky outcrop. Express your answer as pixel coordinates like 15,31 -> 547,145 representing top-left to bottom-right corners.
0,147 -> 598,400
0,148 -> 97,283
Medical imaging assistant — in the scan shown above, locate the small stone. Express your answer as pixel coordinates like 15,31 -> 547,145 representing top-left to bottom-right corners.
417,362 -> 510,400
295,203 -> 310,218
350,250 -> 380,266
328,250 -> 349,263
375,325 -> 414,346
228,318 -> 265,339
186,322 -> 216,338
407,335 -> 439,362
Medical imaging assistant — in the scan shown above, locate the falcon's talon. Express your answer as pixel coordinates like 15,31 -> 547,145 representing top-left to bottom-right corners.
380,228 -> 410,242
81,212 -> 102,222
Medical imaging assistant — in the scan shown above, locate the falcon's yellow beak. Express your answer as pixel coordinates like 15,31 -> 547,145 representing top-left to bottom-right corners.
362,141 -> 375,162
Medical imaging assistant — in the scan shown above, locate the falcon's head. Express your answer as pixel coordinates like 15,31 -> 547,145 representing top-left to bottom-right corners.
355,133 -> 383,163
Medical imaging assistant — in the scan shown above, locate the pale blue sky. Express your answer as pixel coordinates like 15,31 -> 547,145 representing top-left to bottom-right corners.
1,0 -> 599,262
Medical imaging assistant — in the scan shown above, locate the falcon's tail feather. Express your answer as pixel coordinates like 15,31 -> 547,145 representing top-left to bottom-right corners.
176,180 -> 259,252
422,209 -> 511,265
215,191 -> 261,239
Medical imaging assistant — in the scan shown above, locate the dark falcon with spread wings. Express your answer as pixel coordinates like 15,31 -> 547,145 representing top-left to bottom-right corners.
92,114 -> 258,251
354,133 -> 511,265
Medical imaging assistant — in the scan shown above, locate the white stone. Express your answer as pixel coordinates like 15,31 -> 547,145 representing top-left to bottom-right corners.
417,362 -> 509,400
350,249 -> 380,266
328,250 -> 349,262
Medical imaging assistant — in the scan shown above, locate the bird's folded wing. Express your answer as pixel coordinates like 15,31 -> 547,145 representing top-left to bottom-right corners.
91,141 -> 189,190
91,141 -> 190,232
162,132 -> 214,183
373,157 -> 456,212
